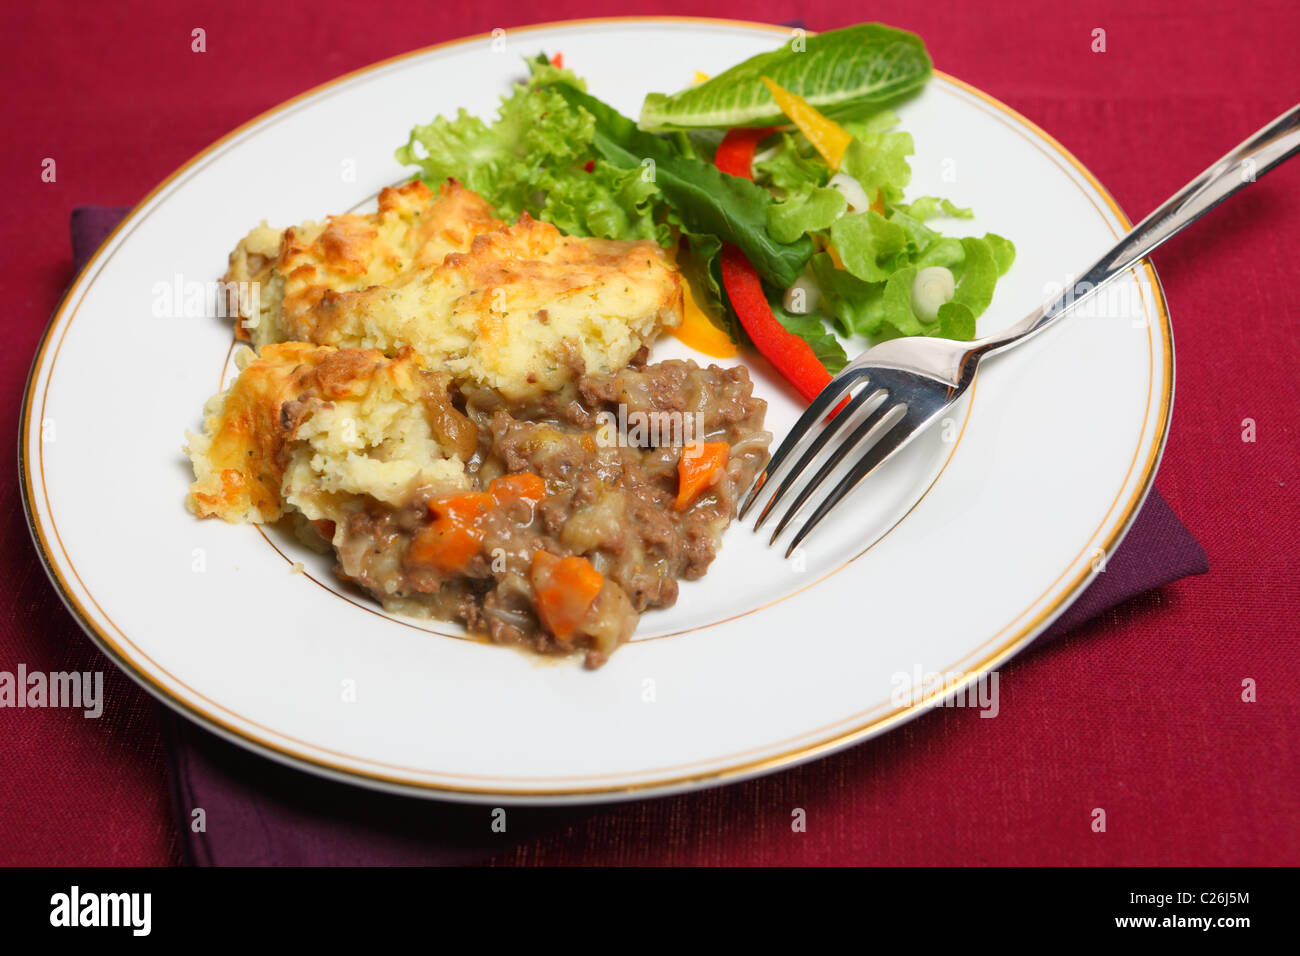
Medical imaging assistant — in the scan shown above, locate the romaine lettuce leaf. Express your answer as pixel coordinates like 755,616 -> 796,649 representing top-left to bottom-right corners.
638,24 -> 932,131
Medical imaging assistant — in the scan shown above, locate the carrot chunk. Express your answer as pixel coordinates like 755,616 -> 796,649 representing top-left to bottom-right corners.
488,472 -> 547,507
530,550 -> 604,641
675,441 -> 730,511
406,492 -> 493,572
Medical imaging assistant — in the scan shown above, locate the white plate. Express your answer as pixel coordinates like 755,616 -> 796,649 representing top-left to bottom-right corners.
20,18 -> 1172,803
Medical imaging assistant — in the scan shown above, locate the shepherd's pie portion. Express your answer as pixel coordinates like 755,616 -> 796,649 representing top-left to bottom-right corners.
224,180 -> 683,399
187,183 -> 767,667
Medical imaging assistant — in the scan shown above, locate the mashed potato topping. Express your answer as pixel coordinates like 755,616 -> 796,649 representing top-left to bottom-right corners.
226,180 -> 503,350
224,181 -> 683,399
185,343 -> 471,524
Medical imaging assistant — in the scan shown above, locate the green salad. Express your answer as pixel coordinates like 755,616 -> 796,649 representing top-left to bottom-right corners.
396,23 -> 1014,397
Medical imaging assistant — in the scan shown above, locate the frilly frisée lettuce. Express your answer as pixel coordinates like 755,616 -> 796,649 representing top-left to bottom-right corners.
395,60 -> 669,245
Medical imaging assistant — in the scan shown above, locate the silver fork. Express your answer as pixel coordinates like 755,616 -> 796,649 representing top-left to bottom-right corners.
741,103 -> 1300,556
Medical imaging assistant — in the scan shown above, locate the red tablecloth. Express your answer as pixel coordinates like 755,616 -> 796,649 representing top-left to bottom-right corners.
3,1 -> 1297,866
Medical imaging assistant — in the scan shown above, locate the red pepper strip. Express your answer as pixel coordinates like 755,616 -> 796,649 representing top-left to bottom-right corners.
714,127 -> 831,403
714,127 -> 776,179
719,246 -> 831,403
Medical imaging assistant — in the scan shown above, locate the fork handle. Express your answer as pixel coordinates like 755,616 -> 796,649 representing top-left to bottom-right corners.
977,103 -> 1300,353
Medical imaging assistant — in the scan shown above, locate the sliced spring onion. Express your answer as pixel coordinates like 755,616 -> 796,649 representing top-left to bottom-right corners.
911,266 -> 956,322
827,172 -> 871,213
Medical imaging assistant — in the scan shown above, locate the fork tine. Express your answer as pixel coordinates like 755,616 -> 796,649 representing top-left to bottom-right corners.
769,401 -> 908,544
738,366 -> 870,520
752,387 -> 890,530
782,411 -> 924,558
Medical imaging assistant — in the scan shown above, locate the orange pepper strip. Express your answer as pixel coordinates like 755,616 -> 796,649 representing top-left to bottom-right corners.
488,472 -> 547,507
760,76 -> 853,170
530,550 -> 604,641
672,280 -> 740,358
667,245 -> 739,359
870,188 -> 886,216
675,441 -> 730,511
406,492 -> 493,573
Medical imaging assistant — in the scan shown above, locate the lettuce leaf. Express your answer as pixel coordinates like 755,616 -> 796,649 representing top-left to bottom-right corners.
545,80 -> 813,289
897,196 -> 974,220
811,253 -> 886,337
753,132 -> 826,199
829,210 -> 910,282
768,188 -> 847,244
949,235 -> 998,317
747,101 -> 1011,348
675,228 -> 736,341
395,59 -> 665,244
812,230 -> 1016,342
984,233 -> 1017,276
542,160 -> 670,246
638,24 -> 932,131
839,130 -> 914,205
841,110 -> 905,137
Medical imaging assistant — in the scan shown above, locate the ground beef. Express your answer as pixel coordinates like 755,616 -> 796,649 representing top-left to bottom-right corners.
329,359 -> 771,667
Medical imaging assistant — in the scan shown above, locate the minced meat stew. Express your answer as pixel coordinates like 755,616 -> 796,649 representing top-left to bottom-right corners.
317,354 -> 770,667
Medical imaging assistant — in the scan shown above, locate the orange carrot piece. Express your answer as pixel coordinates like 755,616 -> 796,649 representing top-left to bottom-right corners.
530,550 -> 604,641
675,441 -> 730,511
406,492 -> 493,572
488,472 -> 547,507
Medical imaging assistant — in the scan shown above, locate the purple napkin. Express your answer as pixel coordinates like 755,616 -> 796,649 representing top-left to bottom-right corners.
72,205 -> 1208,866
